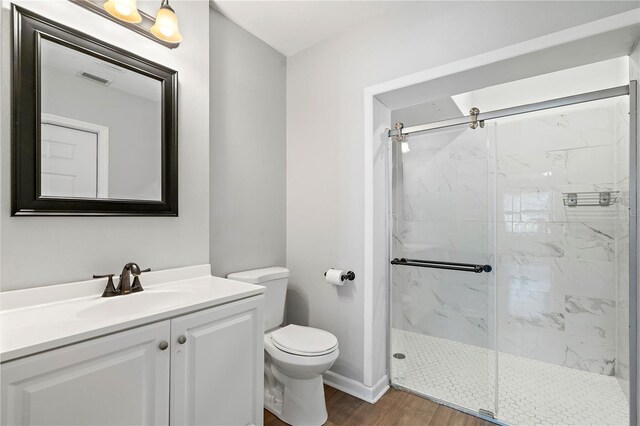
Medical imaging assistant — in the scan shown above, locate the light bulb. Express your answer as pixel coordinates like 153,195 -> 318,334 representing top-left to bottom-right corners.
103,0 -> 142,23
159,25 -> 174,37
114,3 -> 131,15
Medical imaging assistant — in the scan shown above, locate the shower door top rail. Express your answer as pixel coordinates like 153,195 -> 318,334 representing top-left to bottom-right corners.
391,258 -> 492,273
387,84 -> 631,138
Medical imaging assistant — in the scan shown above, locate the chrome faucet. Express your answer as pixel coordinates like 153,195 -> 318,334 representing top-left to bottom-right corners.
94,262 -> 150,297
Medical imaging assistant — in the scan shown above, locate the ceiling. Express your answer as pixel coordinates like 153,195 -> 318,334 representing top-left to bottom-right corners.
377,18 -> 640,110
210,1 -> 409,57
41,39 -> 161,103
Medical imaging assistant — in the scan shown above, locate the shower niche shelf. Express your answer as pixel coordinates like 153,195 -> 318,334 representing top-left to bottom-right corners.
562,191 -> 619,207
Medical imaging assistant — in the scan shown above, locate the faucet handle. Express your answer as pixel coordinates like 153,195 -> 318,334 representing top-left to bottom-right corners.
136,267 -> 151,275
94,274 -> 119,298
93,273 -> 115,279
131,267 -> 150,293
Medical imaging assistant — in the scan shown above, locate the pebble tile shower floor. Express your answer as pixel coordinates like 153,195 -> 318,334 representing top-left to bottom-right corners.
392,329 -> 629,426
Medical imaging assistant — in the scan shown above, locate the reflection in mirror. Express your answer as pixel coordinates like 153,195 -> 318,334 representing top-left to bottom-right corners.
40,39 -> 162,201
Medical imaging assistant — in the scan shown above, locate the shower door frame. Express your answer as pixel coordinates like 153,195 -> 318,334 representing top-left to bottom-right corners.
629,79 -> 638,425
386,81 -> 639,424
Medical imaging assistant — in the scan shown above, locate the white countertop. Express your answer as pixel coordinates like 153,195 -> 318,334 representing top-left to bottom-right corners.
0,265 -> 264,362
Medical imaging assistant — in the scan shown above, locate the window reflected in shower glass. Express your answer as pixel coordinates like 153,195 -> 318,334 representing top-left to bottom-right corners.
502,191 -> 552,224
39,38 -> 163,201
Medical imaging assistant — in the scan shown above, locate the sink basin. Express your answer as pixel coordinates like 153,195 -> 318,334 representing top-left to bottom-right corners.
76,290 -> 191,320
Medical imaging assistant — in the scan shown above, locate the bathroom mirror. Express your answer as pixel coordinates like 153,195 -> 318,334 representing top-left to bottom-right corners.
12,6 -> 178,216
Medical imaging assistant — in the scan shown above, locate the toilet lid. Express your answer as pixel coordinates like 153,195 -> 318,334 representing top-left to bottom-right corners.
271,325 -> 338,356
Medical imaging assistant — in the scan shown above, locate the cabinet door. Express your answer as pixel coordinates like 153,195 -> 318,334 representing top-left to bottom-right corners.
171,296 -> 264,426
1,321 -> 171,426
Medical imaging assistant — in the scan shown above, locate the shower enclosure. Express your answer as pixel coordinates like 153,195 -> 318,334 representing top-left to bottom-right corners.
389,84 -> 636,425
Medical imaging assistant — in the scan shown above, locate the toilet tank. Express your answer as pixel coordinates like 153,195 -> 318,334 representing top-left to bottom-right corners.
227,267 -> 289,331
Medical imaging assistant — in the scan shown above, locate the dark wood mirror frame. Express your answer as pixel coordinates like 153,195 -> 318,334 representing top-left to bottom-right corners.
12,5 -> 178,216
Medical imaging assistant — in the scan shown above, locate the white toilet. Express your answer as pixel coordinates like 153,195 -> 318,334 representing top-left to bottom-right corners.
227,267 -> 339,426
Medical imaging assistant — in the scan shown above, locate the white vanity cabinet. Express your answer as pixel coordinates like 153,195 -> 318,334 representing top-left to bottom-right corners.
1,296 -> 263,426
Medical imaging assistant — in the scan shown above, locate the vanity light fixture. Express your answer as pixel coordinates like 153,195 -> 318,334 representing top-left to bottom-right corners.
69,0 -> 181,48
150,0 -> 182,43
103,0 -> 142,23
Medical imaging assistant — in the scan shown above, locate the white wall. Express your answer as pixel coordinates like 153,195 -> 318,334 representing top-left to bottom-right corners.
286,0 -> 638,387
0,0 -> 210,290
209,9 -> 286,278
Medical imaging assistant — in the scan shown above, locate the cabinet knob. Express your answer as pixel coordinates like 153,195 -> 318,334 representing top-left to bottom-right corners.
178,335 -> 187,344
159,341 -> 169,350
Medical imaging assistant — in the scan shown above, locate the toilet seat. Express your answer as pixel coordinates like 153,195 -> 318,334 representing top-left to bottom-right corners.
271,325 -> 338,357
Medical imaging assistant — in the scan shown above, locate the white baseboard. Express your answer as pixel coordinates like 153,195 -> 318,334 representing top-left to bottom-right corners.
323,371 -> 390,404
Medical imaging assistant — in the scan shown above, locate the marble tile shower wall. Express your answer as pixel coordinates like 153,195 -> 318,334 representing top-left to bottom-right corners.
392,98 -> 629,378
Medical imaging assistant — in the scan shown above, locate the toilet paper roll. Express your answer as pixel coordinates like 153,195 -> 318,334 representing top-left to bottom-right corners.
325,269 -> 345,286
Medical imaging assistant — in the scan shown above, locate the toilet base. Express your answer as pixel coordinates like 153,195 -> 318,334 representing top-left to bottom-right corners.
263,330 -> 338,426
265,374 -> 328,426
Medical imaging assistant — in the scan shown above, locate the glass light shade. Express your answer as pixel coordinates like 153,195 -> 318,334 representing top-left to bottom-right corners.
150,5 -> 182,43
103,0 -> 142,23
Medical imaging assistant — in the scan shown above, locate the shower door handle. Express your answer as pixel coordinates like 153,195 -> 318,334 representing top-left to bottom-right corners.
391,258 -> 492,273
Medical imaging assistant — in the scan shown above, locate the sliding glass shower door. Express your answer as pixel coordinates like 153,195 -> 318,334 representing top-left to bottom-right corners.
491,96 -> 630,426
389,90 -> 633,426
390,124 -> 497,417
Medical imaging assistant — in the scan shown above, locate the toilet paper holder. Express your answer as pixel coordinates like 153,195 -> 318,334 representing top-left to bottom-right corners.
324,269 -> 355,282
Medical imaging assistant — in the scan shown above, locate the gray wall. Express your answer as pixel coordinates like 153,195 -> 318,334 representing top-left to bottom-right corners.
0,0 -> 210,290
209,9 -> 286,278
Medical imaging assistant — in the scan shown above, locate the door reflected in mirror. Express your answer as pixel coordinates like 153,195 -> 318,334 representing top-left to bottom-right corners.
40,38 -> 162,201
